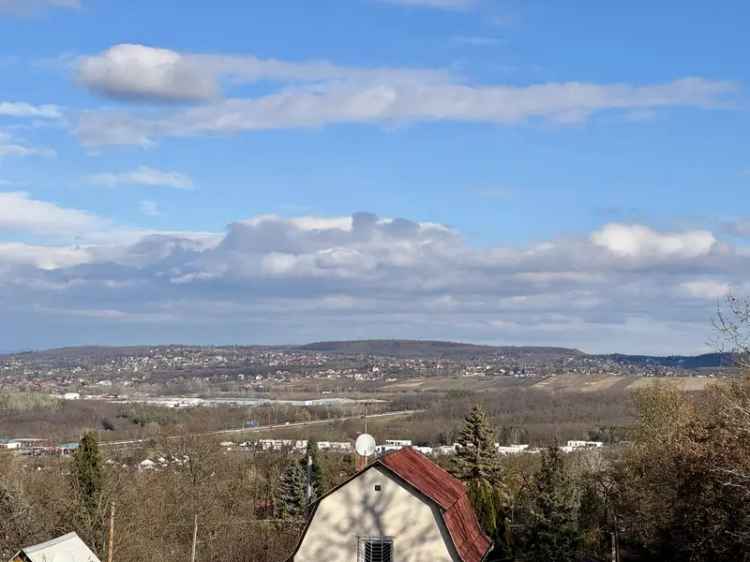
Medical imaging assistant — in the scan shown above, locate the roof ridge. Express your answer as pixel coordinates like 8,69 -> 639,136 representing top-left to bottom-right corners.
23,532 -> 79,552
378,448 -> 468,511
382,446 -> 463,484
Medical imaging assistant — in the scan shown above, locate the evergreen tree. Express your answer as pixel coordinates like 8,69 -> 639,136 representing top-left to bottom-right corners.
70,432 -> 106,554
518,445 -> 582,562
452,405 -> 510,557
452,404 -> 503,484
276,462 -> 308,520
72,432 -> 103,519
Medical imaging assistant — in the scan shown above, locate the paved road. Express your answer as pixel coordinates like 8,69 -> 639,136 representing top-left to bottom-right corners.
99,409 -> 424,447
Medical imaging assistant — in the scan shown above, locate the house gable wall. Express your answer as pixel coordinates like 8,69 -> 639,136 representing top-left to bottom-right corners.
294,466 -> 458,562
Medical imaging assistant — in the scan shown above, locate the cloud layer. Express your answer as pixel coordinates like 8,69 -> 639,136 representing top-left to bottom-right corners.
74,44 -> 737,146
0,191 -> 104,236
77,43 -> 446,103
1,40 -> 745,352
1,198 -> 746,353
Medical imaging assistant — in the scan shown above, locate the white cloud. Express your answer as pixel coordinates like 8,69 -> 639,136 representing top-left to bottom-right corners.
679,279 -> 731,300
75,45 -> 736,147
86,166 -> 194,190
0,191 -> 105,236
1,202 -> 746,352
0,242 -> 90,269
78,44 -> 218,102
242,215 -> 354,231
76,75 -> 736,146
77,44 -> 446,103
0,132 -> 56,158
0,101 -> 62,119
591,223 -> 717,261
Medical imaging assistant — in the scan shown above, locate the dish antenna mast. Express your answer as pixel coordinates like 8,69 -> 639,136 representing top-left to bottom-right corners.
355,400 -> 378,470
355,433 -> 376,470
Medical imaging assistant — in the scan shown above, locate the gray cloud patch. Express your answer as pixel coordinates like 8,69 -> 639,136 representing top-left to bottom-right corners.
1,212 -> 748,353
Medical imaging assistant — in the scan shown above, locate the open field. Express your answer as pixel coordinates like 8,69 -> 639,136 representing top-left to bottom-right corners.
530,374 -> 716,393
379,373 -> 715,394
0,374 -> 719,447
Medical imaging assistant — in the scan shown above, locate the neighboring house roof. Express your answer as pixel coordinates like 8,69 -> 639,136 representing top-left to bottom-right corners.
13,532 -> 101,562
380,447 -> 492,562
289,447 -> 492,562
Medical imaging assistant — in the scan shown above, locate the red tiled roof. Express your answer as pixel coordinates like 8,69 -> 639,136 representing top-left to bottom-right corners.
379,447 -> 492,562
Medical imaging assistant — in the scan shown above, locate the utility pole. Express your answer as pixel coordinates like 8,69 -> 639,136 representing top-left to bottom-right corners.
306,453 -> 313,504
107,501 -> 115,562
191,514 -> 198,562
363,401 -> 368,434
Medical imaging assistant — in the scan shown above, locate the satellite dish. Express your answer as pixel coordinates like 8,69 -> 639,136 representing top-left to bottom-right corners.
355,433 -> 376,457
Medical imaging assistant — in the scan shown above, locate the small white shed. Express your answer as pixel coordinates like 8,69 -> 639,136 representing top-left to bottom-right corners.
11,532 -> 101,562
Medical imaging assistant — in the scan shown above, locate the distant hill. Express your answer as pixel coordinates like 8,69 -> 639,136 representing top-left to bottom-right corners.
296,339 -> 585,360
601,352 -> 735,369
297,340 -> 737,368
1,340 -> 737,370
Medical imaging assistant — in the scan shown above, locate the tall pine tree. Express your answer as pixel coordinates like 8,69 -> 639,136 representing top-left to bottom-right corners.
452,405 -> 509,551
452,405 -> 504,485
518,444 -> 582,562
72,432 -> 103,518
276,462 -> 308,520
70,432 -> 105,554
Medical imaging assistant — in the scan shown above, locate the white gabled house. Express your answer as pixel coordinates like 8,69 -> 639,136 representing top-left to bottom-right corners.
289,447 -> 491,562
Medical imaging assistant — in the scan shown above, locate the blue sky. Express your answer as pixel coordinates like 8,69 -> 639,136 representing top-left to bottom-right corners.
1,0 -> 749,353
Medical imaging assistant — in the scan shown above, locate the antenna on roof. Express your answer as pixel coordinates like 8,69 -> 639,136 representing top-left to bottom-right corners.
355,400 -> 378,470
355,433 -> 376,457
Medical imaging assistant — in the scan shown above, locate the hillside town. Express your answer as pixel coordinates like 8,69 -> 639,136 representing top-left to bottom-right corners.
0,343 -> 726,398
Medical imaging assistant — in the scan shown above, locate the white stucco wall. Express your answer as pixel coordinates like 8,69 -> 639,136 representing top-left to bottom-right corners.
294,466 -> 459,562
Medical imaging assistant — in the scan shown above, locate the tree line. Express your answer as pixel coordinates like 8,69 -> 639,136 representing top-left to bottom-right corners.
3,378 -> 750,561
450,377 -> 750,562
